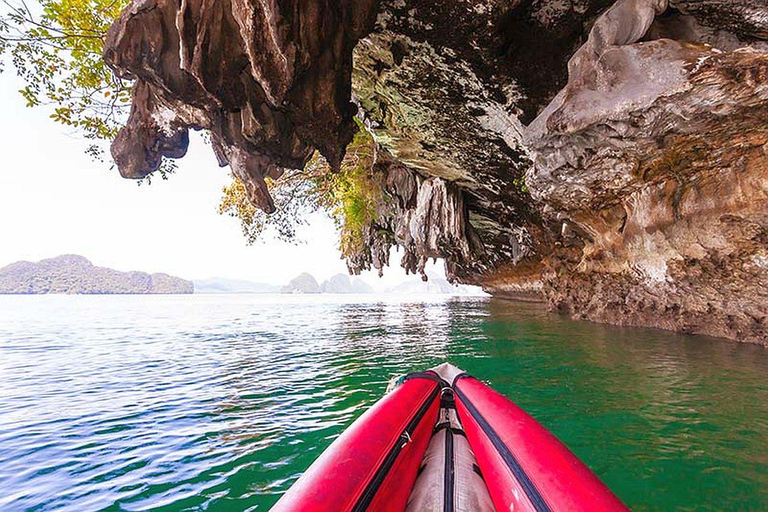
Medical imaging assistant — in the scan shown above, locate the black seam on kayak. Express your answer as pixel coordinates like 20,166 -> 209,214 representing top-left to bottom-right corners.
472,463 -> 484,480
454,385 -> 551,512
440,399 -> 457,410
352,384 -> 440,512
444,426 -> 454,512
433,423 -> 467,437
404,371 -> 449,387
453,372 -> 470,383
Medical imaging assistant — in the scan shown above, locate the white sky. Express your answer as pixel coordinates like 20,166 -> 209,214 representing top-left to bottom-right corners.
0,73 -> 444,286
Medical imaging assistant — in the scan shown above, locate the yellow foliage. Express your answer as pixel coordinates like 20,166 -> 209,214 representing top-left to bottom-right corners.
218,120 -> 384,253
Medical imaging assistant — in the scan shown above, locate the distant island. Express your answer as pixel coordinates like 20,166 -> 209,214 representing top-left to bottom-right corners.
280,272 -> 481,295
193,271 -> 482,295
193,277 -> 279,294
281,273 -> 374,294
0,255 -> 193,295
0,257 -> 483,296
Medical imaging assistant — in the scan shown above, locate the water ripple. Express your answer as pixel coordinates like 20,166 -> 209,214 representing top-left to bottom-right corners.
0,294 -> 766,510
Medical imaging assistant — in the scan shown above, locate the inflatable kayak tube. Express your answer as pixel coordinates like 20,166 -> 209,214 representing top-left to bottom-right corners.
272,363 -> 628,512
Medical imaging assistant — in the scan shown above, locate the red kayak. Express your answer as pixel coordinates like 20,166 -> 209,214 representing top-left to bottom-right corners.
272,363 -> 627,511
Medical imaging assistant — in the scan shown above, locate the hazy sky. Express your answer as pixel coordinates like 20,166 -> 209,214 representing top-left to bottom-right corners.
0,73 -> 443,285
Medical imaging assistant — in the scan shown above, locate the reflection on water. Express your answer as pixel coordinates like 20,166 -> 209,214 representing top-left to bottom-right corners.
0,294 -> 766,511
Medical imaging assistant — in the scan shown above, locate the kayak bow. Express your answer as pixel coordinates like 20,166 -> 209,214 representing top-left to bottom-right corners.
272,363 -> 627,512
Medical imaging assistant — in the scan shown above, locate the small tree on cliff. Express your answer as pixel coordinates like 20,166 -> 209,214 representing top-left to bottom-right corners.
219,120 -> 383,256
0,1 -> 128,159
0,0 -> 180,177
0,0 -> 382,251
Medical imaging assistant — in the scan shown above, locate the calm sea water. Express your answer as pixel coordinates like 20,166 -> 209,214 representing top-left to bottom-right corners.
0,294 -> 766,511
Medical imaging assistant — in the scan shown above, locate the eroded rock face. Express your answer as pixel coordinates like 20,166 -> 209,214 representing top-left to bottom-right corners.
343,151 -> 483,280
104,0 -> 379,213
526,0 -> 768,343
105,0 -> 768,343
350,0 -> 616,281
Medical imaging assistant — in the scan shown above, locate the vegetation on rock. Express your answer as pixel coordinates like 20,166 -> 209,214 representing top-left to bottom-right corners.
1,0 -> 167,177
218,119 -> 384,258
1,1 -> 382,247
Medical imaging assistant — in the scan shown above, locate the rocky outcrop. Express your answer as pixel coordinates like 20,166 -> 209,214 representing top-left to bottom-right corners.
320,274 -> 374,293
281,273 -> 321,294
104,0 -> 379,213
342,151 -> 485,280
0,255 -> 193,294
104,0 -> 768,343
525,0 -> 768,343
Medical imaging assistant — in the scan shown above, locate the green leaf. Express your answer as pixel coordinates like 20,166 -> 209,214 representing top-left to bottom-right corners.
2,0 -> 132,154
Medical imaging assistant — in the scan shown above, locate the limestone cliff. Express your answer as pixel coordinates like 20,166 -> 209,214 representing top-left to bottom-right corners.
281,273 -> 321,294
103,0 -> 768,344
0,255 -> 193,294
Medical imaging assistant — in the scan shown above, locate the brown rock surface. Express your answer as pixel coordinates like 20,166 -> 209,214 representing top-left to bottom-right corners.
104,0 -> 379,213
104,0 -> 768,343
526,0 -> 768,343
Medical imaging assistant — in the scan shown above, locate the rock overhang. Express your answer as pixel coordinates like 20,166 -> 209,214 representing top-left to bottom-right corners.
103,0 -> 768,343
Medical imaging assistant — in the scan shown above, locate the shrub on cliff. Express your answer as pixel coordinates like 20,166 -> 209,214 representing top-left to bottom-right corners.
0,0 -> 377,249
219,118 -> 383,257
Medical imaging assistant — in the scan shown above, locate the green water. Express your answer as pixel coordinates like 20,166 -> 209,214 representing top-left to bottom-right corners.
0,294 -> 766,510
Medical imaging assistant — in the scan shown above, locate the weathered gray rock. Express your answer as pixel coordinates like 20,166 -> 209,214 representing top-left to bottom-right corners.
526,0 -> 768,343
0,255 -> 193,294
104,0 -> 379,213
104,0 -> 768,343
343,151 -> 484,281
